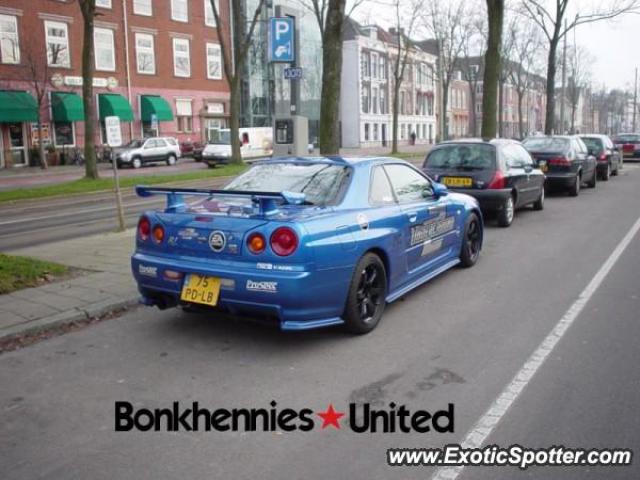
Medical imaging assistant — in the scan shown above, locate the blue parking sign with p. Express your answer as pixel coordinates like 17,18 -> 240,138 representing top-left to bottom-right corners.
269,17 -> 295,63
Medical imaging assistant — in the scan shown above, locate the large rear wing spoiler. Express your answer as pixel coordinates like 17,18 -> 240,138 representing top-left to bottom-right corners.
135,185 -> 305,214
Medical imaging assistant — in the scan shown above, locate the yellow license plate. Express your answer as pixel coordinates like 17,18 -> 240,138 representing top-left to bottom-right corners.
441,177 -> 472,187
180,274 -> 221,306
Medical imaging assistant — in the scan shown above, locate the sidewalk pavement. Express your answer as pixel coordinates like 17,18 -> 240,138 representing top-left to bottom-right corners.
0,229 -> 138,341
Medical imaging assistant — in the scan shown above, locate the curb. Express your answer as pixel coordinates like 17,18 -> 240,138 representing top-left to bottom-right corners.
0,295 -> 139,342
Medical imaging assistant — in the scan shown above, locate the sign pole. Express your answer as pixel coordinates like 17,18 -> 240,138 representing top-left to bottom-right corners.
105,116 -> 126,232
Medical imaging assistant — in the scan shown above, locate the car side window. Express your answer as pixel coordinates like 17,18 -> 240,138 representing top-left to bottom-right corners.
156,139 -> 167,148
383,164 -> 432,203
369,166 -> 396,205
144,140 -> 155,149
503,145 -> 522,168
516,145 -> 534,166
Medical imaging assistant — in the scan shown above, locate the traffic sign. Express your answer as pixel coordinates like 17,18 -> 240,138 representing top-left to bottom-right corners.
284,67 -> 303,80
105,116 -> 122,147
268,17 -> 295,63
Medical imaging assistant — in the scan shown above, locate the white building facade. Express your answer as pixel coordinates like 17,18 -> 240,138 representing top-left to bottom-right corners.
340,22 -> 438,149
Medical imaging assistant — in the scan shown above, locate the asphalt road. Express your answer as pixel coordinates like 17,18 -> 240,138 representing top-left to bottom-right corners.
0,176 -> 232,251
2,163 -> 640,480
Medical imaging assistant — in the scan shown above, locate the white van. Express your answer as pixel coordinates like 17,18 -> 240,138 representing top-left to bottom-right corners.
202,128 -> 273,167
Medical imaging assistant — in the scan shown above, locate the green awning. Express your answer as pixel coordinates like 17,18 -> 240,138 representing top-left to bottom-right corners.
0,90 -> 38,123
98,93 -> 133,122
140,95 -> 174,122
51,92 -> 84,122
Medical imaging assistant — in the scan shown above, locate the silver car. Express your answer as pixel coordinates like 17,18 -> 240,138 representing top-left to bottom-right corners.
114,137 -> 181,169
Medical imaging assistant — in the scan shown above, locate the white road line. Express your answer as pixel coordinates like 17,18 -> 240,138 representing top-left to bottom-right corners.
431,213 -> 640,480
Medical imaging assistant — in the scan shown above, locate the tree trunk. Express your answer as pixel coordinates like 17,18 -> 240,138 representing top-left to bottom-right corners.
80,0 -> 99,179
570,103 -> 576,133
481,0 -> 504,139
442,81 -> 450,140
517,90 -> 524,139
497,80 -> 504,137
229,77 -> 242,163
36,112 -> 48,169
392,82 -> 400,153
467,83 -> 477,136
544,39 -> 558,134
318,0 -> 346,155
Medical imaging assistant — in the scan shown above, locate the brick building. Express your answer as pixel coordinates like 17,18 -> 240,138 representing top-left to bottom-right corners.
0,0 -> 230,167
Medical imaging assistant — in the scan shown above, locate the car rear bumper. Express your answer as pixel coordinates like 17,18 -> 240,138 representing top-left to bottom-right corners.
131,252 -> 351,330
448,188 -> 512,211
545,172 -> 578,187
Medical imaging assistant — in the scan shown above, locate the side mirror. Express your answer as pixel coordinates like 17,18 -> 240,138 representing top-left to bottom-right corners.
432,182 -> 449,198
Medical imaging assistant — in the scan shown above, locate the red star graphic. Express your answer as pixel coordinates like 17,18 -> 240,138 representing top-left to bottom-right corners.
317,404 -> 345,429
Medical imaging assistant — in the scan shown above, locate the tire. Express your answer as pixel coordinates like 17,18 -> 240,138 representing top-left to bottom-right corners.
533,186 -> 545,211
459,213 -> 482,268
343,253 -> 387,334
132,157 -> 142,169
207,163 -> 216,169
568,173 -> 580,197
586,167 -> 597,188
166,154 -> 177,166
600,163 -> 610,181
497,194 -> 515,227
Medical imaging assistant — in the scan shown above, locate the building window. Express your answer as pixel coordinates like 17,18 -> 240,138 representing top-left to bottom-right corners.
205,0 -> 219,27
176,99 -> 192,132
379,56 -> 386,80
206,42 -> 222,79
0,15 -> 19,64
476,84 -> 482,94
364,123 -> 370,141
135,33 -> 155,74
371,52 -> 378,79
133,0 -> 152,16
372,87 -> 378,114
361,51 -> 370,79
380,88 -> 386,114
171,0 -> 188,22
172,38 -> 190,77
401,124 -> 405,140
96,0 -> 112,8
45,21 -> 70,67
361,84 -> 370,114
54,122 -> 74,146
400,91 -> 405,115
373,123 -> 379,141
94,28 -> 115,71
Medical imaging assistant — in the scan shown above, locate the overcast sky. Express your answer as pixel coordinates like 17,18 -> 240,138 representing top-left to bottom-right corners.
350,0 -> 640,92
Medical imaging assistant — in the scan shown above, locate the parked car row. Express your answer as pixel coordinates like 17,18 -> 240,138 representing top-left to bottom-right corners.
422,134 -> 623,227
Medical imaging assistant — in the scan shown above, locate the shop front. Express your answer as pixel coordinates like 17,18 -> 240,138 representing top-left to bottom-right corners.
201,100 -> 228,142
140,95 -> 174,138
98,93 -> 134,144
0,90 -> 38,168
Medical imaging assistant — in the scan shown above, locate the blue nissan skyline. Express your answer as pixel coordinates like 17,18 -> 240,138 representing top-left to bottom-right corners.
131,157 -> 483,333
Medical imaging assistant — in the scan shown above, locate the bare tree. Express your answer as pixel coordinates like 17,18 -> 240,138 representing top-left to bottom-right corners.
387,0 -> 423,153
522,0 -> 640,134
504,14 -> 545,138
304,0 -> 366,154
566,44 -> 593,133
78,0 -> 99,179
210,0 -> 266,164
459,15 -> 487,136
422,0 -> 469,141
482,0 -> 505,138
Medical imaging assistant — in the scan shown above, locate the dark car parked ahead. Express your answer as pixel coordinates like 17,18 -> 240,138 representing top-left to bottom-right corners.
580,134 -> 621,181
422,139 -> 545,227
522,135 -> 597,197
612,133 -> 640,158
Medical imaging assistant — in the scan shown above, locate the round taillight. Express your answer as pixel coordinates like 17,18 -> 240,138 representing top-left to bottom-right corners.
138,216 -> 150,241
152,225 -> 165,243
270,227 -> 298,256
247,232 -> 266,254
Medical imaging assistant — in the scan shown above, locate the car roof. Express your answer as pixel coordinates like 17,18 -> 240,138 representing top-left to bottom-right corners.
437,137 -> 514,146
263,156 -> 411,167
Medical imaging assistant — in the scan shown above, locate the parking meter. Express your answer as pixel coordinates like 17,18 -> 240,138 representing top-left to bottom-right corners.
272,115 -> 309,157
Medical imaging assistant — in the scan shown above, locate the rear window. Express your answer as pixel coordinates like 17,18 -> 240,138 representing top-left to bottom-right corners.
580,137 -> 603,151
224,162 -> 351,205
613,134 -> 640,143
424,144 -> 496,170
522,137 -> 570,152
